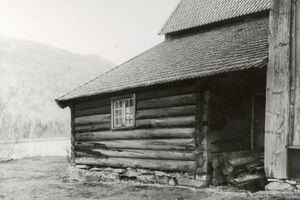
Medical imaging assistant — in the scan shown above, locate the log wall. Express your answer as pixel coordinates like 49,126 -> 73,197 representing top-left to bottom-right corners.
72,83 -> 199,173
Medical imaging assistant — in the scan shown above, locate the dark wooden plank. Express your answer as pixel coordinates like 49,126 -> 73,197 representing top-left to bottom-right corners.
75,148 -> 196,161
136,116 -> 195,128
75,106 -> 111,117
136,105 -> 195,119
136,84 -> 195,100
137,94 -> 196,110
74,114 -> 111,125
70,103 -> 76,163
75,98 -> 111,111
75,157 -> 196,172
76,128 -> 194,141
75,138 -> 195,151
75,123 -> 111,133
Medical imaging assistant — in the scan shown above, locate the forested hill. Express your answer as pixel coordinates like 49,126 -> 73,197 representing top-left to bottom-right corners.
0,36 -> 115,140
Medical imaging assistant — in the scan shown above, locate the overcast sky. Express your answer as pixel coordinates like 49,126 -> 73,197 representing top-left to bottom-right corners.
0,0 -> 179,64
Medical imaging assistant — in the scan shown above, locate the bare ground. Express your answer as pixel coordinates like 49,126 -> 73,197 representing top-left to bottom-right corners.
0,157 -> 299,200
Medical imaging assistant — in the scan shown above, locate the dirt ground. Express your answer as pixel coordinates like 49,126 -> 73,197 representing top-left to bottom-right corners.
0,157 -> 299,200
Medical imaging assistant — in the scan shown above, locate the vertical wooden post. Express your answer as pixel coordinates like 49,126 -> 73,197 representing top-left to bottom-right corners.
70,103 -> 76,164
265,0 -> 297,179
195,83 -> 211,182
292,0 -> 300,145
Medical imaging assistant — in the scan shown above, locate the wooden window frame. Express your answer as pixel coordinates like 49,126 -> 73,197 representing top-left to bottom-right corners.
111,94 -> 136,130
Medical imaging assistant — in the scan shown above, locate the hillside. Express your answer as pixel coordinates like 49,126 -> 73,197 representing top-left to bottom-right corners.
0,36 -> 115,140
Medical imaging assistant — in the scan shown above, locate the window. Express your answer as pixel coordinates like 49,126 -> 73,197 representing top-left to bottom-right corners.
112,95 -> 135,129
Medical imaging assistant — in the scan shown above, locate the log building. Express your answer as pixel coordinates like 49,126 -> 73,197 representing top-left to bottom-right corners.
56,0 -> 300,187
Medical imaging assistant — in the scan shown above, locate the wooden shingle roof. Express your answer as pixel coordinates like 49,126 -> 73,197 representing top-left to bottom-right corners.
160,0 -> 270,35
56,17 -> 269,106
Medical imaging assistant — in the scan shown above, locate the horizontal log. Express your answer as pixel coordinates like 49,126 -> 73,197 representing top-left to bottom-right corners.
75,148 -> 196,161
136,116 -> 195,128
136,84 -> 195,100
75,98 -> 111,111
136,105 -> 195,119
137,94 -> 196,110
75,157 -> 196,172
76,128 -> 194,141
225,156 -> 257,173
75,106 -> 111,117
75,123 -> 111,133
74,114 -> 111,125
75,138 -> 195,150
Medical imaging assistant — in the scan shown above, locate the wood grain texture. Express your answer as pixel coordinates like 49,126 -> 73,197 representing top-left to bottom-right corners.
75,106 -> 111,117
136,105 -> 195,119
75,138 -> 195,151
75,123 -> 111,133
292,0 -> 300,145
75,98 -> 111,111
136,84 -> 196,100
137,94 -> 196,110
75,148 -> 196,161
265,0 -> 292,179
74,114 -> 111,125
136,116 -> 195,128
70,103 -> 76,163
76,128 -> 194,141
75,157 -> 196,172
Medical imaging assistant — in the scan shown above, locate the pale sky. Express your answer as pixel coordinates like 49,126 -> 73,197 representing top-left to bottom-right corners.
0,0 -> 179,64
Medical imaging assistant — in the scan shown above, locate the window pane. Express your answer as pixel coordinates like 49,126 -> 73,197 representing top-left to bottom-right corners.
129,99 -> 133,107
113,97 -> 134,128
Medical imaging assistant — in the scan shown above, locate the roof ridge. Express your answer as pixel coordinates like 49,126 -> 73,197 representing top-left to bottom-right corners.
158,0 -> 184,35
160,0 -> 270,34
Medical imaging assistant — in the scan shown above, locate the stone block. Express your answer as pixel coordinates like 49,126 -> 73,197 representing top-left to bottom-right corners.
137,169 -> 153,175
195,175 -> 208,182
296,184 -> 300,190
136,175 -> 156,184
75,165 -> 90,170
85,171 -> 101,182
67,166 -> 88,182
90,167 -> 104,172
155,176 -> 169,185
285,180 -> 297,185
168,178 -> 176,186
121,169 -> 140,178
155,171 -> 167,177
265,181 -> 296,191
100,172 -> 120,182
177,177 -> 207,188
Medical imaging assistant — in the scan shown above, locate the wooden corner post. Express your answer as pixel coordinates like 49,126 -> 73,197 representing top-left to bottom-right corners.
195,82 -> 211,182
70,102 -> 76,164
265,0 -> 299,179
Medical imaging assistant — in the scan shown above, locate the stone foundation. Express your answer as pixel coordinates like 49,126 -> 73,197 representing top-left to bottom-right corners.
68,165 -> 208,188
265,179 -> 300,191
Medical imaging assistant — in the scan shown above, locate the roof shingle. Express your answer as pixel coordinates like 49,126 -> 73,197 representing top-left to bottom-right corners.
160,0 -> 270,34
57,17 -> 269,105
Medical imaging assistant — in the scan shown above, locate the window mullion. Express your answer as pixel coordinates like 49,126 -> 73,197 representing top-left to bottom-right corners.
122,100 -> 125,126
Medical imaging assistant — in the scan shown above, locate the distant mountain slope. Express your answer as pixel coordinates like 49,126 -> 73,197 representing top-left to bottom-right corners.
0,36 -> 115,140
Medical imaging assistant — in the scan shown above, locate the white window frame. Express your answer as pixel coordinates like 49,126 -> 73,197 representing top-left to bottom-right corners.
111,94 -> 136,130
